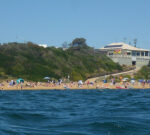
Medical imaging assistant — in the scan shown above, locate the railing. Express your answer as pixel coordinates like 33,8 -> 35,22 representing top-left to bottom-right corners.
87,66 -> 136,79
108,55 -> 150,59
107,55 -> 131,58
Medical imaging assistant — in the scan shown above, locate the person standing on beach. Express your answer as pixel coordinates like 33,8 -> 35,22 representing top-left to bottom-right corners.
20,82 -> 23,90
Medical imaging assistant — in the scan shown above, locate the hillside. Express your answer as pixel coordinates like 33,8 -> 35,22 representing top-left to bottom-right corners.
135,66 -> 150,79
0,41 -> 123,81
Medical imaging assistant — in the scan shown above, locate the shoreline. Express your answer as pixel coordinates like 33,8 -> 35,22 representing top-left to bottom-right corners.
1,87 -> 149,91
0,88 -> 149,91
1,80 -> 150,90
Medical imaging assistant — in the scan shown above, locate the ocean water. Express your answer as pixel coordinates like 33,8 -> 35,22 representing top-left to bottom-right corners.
0,89 -> 150,135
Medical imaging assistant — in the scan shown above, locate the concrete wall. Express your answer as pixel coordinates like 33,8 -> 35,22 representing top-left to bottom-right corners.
136,58 -> 150,68
110,56 -> 150,68
111,57 -> 132,66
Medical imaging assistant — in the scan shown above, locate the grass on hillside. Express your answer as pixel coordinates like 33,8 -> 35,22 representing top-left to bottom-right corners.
0,41 -> 123,81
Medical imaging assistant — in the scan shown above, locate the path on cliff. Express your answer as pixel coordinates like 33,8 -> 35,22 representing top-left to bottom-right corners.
86,67 -> 140,82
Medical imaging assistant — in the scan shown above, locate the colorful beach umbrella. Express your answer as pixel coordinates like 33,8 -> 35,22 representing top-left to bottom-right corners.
16,78 -> 24,84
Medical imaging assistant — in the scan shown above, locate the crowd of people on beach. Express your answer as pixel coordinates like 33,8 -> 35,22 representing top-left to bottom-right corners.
0,76 -> 150,90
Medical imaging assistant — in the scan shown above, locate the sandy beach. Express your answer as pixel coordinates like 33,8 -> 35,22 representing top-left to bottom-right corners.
0,80 -> 150,90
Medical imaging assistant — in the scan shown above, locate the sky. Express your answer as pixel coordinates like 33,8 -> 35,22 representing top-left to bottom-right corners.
0,0 -> 150,49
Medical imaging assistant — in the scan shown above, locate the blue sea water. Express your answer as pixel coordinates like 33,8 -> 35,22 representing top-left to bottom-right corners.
0,89 -> 150,135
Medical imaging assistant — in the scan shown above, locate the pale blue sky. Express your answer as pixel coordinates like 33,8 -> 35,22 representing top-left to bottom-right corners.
0,0 -> 150,49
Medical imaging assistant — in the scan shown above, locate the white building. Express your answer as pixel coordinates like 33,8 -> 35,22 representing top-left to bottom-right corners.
38,44 -> 48,48
99,42 -> 150,68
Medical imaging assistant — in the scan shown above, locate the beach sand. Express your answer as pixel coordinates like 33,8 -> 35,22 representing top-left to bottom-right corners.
0,81 -> 149,90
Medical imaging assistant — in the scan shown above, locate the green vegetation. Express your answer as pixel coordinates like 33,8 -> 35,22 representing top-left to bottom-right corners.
0,38 -> 123,81
135,66 -> 150,79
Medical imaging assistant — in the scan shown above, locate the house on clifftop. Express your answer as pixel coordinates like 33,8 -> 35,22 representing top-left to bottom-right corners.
99,42 -> 150,68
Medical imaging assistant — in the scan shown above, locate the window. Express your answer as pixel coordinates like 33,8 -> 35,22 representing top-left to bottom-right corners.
136,52 -> 140,56
127,52 -> 131,55
141,52 -> 144,56
145,51 -> 148,56
108,53 -> 113,55
132,51 -> 136,56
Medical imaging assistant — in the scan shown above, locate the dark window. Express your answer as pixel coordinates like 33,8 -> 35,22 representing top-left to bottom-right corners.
145,51 -> 148,56
108,52 -> 113,55
136,52 -> 140,56
132,61 -> 136,66
132,51 -> 136,56
141,52 -> 144,56
127,52 -> 131,55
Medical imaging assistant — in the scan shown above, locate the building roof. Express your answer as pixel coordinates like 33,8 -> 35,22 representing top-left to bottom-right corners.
38,44 -> 48,48
100,42 -> 150,51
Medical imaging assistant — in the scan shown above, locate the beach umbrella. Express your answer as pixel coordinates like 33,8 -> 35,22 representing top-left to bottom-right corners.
78,80 -> 83,85
131,80 -> 135,83
123,78 -> 128,82
139,79 -> 144,83
147,80 -> 150,83
44,77 -> 50,80
16,78 -> 24,84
